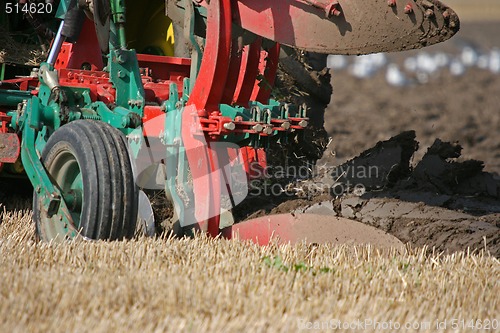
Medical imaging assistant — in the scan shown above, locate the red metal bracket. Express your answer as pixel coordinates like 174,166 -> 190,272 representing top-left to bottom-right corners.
54,19 -> 104,71
251,43 -> 280,103
233,38 -> 263,106
184,0 -> 233,236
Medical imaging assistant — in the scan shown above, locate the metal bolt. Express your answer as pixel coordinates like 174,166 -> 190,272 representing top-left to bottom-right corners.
387,0 -> 396,7
30,68 -> 39,77
281,122 -> 291,130
263,126 -> 273,135
424,9 -> 434,17
251,106 -> 261,122
122,117 -> 129,127
116,53 -> 127,64
404,3 -> 413,14
298,120 -> 309,128
252,124 -> 263,132
158,130 -> 166,144
223,122 -> 236,131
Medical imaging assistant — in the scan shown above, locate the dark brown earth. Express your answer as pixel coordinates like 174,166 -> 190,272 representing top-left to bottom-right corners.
324,21 -> 500,174
236,131 -> 500,256
320,21 -> 500,256
237,21 -> 500,257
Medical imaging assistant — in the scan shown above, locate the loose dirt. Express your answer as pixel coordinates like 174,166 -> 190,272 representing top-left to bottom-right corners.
324,21 -> 500,173
269,20 -> 500,256
237,131 -> 500,256
236,22 -> 500,257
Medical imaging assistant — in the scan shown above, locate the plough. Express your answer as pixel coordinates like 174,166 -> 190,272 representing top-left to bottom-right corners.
0,0 -> 459,243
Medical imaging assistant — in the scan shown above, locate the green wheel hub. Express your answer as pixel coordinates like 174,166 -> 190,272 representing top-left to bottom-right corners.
46,149 -> 84,226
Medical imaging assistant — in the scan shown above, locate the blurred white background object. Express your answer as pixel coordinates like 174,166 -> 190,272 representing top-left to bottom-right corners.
326,42 -> 499,85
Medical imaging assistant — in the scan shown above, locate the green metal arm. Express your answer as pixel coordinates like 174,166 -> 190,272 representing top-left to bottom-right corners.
21,97 -> 78,239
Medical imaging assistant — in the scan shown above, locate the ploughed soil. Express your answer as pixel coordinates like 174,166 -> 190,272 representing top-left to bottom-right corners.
236,21 -> 500,257
324,21 -> 500,256
324,23 -> 500,174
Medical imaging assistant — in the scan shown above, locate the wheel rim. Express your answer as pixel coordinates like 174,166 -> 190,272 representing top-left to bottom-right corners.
47,148 -> 84,229
35,120 -> 139,241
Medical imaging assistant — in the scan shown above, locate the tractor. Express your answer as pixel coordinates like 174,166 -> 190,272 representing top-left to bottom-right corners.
0,0 -> 459,243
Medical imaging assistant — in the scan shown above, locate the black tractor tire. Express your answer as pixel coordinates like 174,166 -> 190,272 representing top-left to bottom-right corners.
34,120 -> 138,241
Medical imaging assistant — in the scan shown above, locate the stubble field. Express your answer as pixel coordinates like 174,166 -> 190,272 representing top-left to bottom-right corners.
0,208 -> 498,332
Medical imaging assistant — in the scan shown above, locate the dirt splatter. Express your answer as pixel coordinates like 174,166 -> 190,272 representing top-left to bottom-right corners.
260,133 -> 500,256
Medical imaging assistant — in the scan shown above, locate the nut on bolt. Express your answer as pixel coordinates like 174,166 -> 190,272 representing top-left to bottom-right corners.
298,120 -> 309,128
122,116 -> 130,128
252,124 -> 263,132
281,122 -> 291,130
424,8 -> 434,17
223,122 -> 236,131
263,126 -> 273,135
